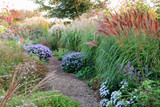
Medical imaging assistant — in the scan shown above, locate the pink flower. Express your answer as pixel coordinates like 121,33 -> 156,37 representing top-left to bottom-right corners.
8,35 -> 10,39
3,8 -> 8,12
20,36 -> 23,44
11,29 -> 15,34
2,15 -> 5,19
104,4 -> 108,8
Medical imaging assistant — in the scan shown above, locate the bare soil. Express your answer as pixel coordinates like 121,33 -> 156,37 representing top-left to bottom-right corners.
47,56 -> 99,107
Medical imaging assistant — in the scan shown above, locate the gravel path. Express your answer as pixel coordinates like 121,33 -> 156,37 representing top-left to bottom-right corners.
47,56 -> 99,107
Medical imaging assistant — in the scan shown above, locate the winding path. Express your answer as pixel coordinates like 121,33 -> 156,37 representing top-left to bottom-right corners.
47,56 -> 99,107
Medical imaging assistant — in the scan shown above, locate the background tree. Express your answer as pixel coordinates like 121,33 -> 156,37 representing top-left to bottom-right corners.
32,0 -> 108,19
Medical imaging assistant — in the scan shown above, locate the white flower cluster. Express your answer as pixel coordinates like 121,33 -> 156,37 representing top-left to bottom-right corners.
120,81 -> 128,89
100,99 -> 108,107
100,90 -> 127,107
111,90 -> 122,104
99,78 -> 110,98
100,90 -> 130,107
100,80 -> 136,107
115,100 -> 130,107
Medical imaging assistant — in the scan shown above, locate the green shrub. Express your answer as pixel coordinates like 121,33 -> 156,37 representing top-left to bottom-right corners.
100,80 -> 160,107
58,25 -> 99,53
53,48 -> 73,60
58,17 -> 95,52
133,80 -> 160,106
58,50 -> 73,61
75,66 -> 96,80
6,91 -> 80,107
0,40 -> 26,67
53,48 -> 65,56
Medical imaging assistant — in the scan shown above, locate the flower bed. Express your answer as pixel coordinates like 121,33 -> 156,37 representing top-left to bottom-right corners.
23,44 -> 52,61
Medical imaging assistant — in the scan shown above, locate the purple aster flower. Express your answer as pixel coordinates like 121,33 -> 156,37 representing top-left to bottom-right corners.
61,52 -> 85,73
23,44 -> 52,61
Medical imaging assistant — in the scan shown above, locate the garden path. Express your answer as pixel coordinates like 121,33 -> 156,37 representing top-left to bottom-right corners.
47,56 -> 99,107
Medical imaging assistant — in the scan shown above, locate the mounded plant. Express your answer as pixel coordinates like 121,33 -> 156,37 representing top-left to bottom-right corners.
5,91 -> 80,107
23,44 -> 52,61
61,52 -> 85,73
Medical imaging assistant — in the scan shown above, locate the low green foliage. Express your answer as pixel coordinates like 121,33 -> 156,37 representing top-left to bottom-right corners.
100,78 -> 160,107
53,48 -> 73,60
134,80 -> 160,106
75,66 -> 96,80
120,80 -> 160,107
58,50 -> 73,61
5,91 -> 80,107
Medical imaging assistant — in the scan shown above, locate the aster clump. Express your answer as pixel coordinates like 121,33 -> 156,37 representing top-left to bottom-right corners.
61,52 -> 85,73
99,79 -> 133,107
23,44 -> 52,61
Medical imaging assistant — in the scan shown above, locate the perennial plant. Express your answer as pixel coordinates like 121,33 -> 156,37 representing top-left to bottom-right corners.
23,44 -> 52,61
61,52 -> 85,73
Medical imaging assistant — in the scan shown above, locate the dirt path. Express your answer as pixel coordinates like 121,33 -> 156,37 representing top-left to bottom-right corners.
47,56 -> 99,107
